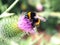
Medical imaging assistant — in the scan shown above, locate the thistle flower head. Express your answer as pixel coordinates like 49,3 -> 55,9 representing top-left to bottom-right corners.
36,4 -> 43,11
18,15 -> 35,34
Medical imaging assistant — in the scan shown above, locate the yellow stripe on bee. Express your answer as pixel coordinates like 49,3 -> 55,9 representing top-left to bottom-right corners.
27,12 -> 31,19
35,19 -> 40,25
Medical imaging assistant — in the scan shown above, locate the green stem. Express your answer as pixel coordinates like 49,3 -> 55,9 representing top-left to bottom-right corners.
0,0 -> 19,18
31,34 -> 44,45
5,0 -> 19,12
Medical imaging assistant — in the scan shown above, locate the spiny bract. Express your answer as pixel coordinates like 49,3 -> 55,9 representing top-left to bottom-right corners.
0,15 -> 23,38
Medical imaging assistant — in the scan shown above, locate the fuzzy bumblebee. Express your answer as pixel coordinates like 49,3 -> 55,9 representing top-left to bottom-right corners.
18,12 -> 46,34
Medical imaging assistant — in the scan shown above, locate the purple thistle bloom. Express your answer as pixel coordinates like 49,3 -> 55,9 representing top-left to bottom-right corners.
18,15 -> 35,34
36,4 -> 43,11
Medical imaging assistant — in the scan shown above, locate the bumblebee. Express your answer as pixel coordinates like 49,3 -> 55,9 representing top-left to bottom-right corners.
25,12 -> 40,27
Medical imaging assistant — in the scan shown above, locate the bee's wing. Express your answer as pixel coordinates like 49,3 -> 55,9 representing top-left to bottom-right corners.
38,16 -> 46,22
35,15 -> 46,22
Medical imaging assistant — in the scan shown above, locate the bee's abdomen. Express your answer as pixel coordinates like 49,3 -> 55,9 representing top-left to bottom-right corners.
31,18 -> 40,27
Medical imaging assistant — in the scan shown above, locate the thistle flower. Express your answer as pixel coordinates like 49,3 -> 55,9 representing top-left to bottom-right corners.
36,4 -> 43,11
18,15 -> 35,34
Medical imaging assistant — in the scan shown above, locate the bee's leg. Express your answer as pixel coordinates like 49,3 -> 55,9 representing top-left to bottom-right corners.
25,32 -> 30,35
33,27 -> 37,33
31,20 -> 35,27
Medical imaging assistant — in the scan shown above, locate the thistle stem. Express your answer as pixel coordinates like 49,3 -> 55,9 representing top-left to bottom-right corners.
0,0 -> 19,18
5,0 -> 19,12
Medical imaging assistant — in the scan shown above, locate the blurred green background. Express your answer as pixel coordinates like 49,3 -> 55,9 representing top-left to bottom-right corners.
0,0 -> 60,45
